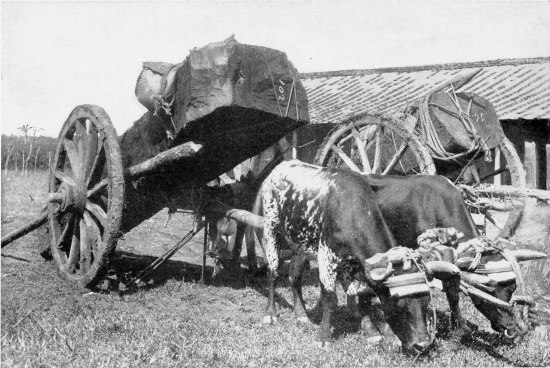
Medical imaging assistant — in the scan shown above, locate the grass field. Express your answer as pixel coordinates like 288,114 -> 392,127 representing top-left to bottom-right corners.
2,170 -> 549,367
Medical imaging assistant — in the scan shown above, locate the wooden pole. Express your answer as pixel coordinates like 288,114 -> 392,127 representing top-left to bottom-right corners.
1,209 -> 48,247
475,184 -> 550,201
546,144 -> 550,190
292,130 -> 298,159
127,141 -> 203,178
200,222 -> 208,284
524,141 -> 538,189
494,146 -> 501,185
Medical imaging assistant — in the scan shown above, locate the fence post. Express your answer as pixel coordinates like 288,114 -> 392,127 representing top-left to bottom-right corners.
524,141 -> 538,189
546,144 -> 550,190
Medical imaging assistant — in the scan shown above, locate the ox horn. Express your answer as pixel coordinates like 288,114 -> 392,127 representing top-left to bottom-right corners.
369,262 -> 394,282
423,261 -> 460,280
510,249 -> 548,262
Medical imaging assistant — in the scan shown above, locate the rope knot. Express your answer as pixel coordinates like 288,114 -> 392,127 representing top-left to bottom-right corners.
510,295 -> 538,333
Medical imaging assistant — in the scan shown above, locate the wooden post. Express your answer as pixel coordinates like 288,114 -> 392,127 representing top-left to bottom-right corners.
524,142 -> 538,189
292,130 -> 298,159
494,147 -> 501,185
201,222 -> 208,284
546,144 -> 550,190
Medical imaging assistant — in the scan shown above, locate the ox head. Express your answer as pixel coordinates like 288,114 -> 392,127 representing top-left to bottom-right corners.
456,243 -> 547,338
362,247 -> 460,355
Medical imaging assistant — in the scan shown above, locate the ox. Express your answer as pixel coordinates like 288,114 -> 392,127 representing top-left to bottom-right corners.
366,174 -> 545,338
261,160 -> 458,354
287,173 -> 544,339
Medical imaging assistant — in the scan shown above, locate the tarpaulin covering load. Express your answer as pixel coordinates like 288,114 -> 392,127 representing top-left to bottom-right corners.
426,91 -> 505,156
124,36 -> 309,168
172,36 -> 308,139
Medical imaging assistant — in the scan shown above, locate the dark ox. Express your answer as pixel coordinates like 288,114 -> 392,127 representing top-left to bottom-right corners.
261,160 -> 457,354
366,174 -> 545,338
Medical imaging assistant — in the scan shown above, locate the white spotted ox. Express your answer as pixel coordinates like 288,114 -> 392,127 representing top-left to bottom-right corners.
261,160 -> 459,354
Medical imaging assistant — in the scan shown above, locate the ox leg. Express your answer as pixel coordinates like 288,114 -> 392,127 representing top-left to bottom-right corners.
444,277 -> 472,335
289,251 -> 309,323
245,226 -> 259,274
232,223 -> 245,263
316,240 -> 339,346
263,270 -> 279,323
317,284 -> 337,347
262,216 -> 280,324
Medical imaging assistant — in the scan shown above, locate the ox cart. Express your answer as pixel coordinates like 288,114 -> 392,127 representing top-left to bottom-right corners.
1,37 -> 308,288
312,70 -> 550,240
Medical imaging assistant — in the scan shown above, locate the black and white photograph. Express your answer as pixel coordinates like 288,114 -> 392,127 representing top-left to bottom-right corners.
2,1 -> 549,366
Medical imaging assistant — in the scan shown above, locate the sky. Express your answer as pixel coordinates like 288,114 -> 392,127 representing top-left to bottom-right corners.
2,1 -> 549,137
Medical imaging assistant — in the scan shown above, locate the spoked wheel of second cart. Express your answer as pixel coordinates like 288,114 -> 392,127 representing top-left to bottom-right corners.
315,112 -> 527,240
315,113 -> 436,176
48,105 -> 124,288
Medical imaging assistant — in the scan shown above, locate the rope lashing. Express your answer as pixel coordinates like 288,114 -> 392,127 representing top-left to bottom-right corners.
415,88 -> 492,163
510,295 -> 539,333
460,282 -> 538,334
417,227 -> 464,250
417,228 -> 539,334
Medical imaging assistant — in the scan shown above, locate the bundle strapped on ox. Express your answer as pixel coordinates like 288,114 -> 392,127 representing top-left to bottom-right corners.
1,36 -> 309,288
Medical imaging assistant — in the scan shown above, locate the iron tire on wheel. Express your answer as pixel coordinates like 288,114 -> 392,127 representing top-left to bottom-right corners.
48,105 -> 124,288
483,136 -> 526,239
315,112 -> 436,175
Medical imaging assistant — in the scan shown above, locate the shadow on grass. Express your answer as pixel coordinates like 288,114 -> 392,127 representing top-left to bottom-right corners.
1,253 -> 31,263
109,251 -> 251,294
432,308 -> 520,366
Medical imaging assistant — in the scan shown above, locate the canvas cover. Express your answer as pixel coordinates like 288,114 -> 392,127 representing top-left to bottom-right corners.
428,91 -> 505,153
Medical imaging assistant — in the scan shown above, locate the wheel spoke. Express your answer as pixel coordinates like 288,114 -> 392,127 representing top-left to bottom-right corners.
75,119 -> 87,165
85,200 -> 108,229
351,127 -> 371,173
67,217 -> 80,273
330,145 -> 361,172
85,141 -> 105,188
54,170 -> 77,187
83,121 -> 99,183
87,178 -> 109,198
54,213 -> 75,250
79,218 -> 91,273
63,138 -> 83,183
382,141 -> 409,175
372,128 -> 383,174
83,211 -> 101,257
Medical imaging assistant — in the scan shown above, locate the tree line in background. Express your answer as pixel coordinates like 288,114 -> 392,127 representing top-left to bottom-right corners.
2,125 -> 57,174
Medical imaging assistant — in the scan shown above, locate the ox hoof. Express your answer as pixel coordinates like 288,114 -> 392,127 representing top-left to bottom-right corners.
297,316 -> 311,324
262,315 -> 278,324
365,335 -> 384,345
315,341 -> 332,349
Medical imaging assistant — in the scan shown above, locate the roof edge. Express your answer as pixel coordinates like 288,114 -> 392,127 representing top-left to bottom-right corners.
300,56 -> 550,79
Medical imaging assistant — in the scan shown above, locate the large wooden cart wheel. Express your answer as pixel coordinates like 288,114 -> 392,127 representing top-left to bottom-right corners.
48,105 -> 124,288
475,136 -> 526,239
315,113 -> 436,175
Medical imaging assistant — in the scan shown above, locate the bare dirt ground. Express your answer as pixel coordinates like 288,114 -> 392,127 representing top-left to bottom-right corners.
2,171 -> 550,367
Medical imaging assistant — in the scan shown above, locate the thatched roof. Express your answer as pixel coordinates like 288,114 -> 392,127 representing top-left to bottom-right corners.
300,57 -> 550,124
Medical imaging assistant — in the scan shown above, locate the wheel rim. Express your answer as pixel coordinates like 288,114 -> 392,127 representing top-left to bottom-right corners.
48,105 -> 124,287
315,113 -> 435,175
476,137 -> 526,239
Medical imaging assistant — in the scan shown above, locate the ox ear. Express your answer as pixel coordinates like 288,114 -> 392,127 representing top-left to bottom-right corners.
423,261 -> 460,280
510,249 -> 548,262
